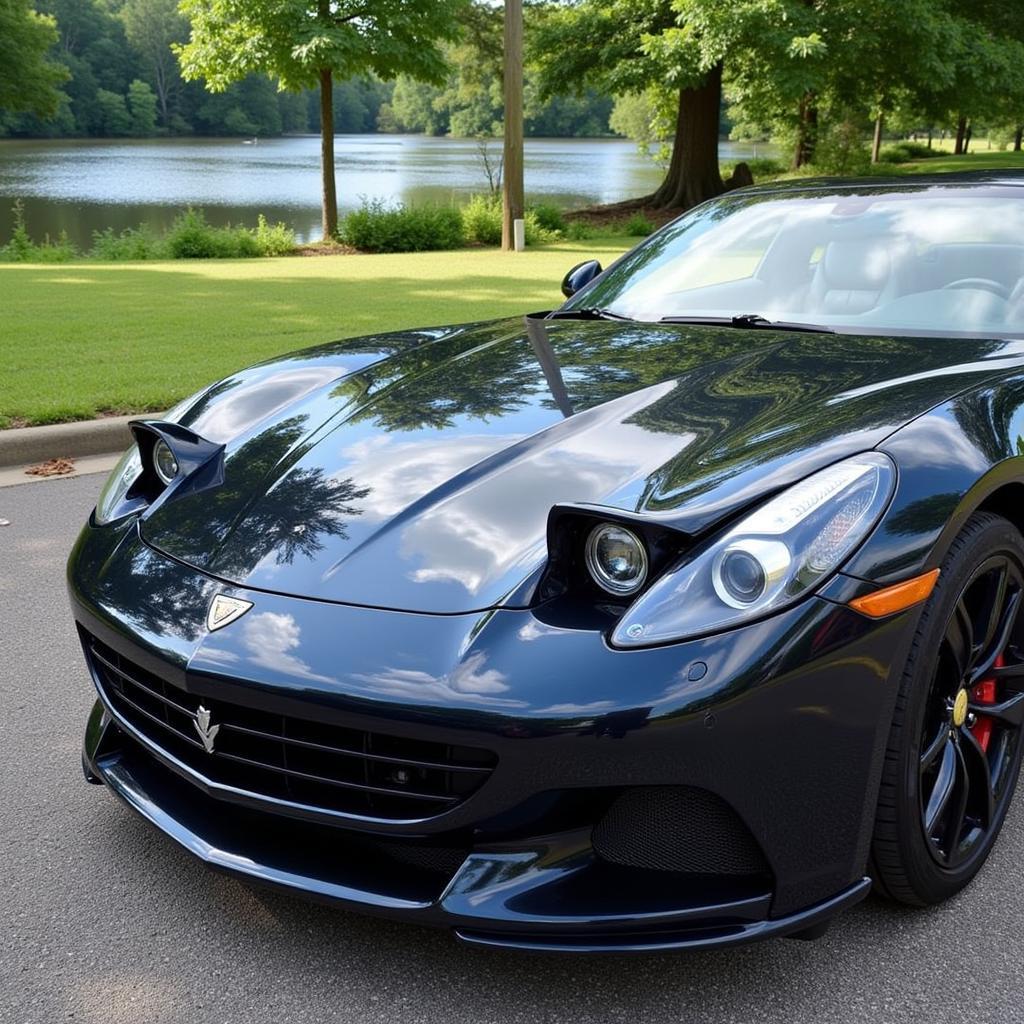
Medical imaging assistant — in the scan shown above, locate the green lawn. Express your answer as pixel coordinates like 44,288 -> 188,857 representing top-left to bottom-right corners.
884,149 -> 1024,175
0,236 -> 630,428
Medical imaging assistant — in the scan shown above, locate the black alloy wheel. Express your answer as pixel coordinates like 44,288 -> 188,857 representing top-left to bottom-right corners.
872,512 -> 1024,905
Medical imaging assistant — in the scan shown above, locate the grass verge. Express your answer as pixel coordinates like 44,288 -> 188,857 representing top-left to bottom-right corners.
0,235 -> 630,428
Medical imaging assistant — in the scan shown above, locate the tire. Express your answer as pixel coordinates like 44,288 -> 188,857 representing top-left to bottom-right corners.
871,511 -> 1024,905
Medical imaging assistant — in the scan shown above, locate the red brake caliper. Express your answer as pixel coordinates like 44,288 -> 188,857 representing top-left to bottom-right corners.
970,653 -> 1003,753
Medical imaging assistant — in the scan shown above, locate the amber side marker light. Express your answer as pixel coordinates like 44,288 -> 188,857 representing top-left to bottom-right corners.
848,568 -> 940,619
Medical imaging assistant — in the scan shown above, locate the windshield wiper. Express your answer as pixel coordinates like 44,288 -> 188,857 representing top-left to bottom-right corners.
659,313 -> 836,334
547,307 -> 635,322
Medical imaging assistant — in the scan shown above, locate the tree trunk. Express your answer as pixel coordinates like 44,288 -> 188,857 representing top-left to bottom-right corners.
650,62 -> 725,210
319,67 -> 338,239
501,0 -> 524,250
871,112 -> 884,163
927,126 -> 933,149
954,114 -> 967,155
1014,126 -> 1023,152
793,92 -> 818,168
964,120 -> 972,153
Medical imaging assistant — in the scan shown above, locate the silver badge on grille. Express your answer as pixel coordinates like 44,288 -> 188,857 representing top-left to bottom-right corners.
194,705 -> 219,753
207,594 -> 252,632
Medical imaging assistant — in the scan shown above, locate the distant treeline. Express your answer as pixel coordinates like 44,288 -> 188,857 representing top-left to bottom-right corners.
0,0 -> 614,140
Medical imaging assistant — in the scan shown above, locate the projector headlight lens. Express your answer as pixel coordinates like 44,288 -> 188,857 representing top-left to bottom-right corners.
586,523 -> 648,596
153,439 -> 179,485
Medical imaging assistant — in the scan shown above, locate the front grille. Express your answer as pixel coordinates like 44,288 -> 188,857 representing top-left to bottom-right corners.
592,787 -> 770,876
84,632 -> 496,822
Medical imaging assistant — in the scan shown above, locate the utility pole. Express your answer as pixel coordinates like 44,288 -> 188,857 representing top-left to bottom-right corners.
502,0 -> 525,251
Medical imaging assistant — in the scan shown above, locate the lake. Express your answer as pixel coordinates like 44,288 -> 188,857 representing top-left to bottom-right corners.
0,134 -> 772,249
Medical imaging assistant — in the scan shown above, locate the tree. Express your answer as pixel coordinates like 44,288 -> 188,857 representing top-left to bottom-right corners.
127,78 -> 158,134
0,0 -> 68,118
176,0 -> 467,239
532,0 -> 725,210
122,0 -> 188,127
95,88 -> 132,135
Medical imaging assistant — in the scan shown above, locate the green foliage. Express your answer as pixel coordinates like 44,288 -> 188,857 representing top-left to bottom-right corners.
175,0 -> 465,94
565,221 -> 597,241
878,141 -> 939,163
340,200 -> 465,253
121,0 -> 188,127
721,156 -> 787,180
89,212 -> 295,260
461,194 -> 502,246
95,88 -> 132,135
0,0 -> 68,118
460,195 -> 562,248
529,203 -> 566,234
0,202 -> 77,262
623,213 -> 655,237
91,224 -> 165,261
254,215 -> 297,257
609,92 -> 659,154
811,117 -> 872,175
127,79 -> 158,135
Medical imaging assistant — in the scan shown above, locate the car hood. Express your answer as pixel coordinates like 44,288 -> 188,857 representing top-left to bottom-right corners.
140,318 -> 1023,613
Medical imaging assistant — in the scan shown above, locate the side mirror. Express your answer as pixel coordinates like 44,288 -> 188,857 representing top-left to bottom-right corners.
561,259 -> 603,299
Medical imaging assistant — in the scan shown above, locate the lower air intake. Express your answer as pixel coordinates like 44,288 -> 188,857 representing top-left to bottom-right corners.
592,786 -> 770,876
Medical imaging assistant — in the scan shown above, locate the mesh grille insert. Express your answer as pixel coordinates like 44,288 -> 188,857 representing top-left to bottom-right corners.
592,787 -> 770,876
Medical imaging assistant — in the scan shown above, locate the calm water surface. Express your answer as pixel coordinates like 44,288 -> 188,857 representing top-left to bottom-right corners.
0,134 -> 770,247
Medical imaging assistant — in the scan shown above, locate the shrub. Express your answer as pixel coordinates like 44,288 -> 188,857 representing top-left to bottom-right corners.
91,225 -> 165,261
254,214 -> 297,256
461,194 -> 560,247
623,213 -> 654,236
812,118 -> 872,176
529,202 -> 566,233
565,220 -> 596,241
340,199 -> 465,253
163,208 -> 264,259
720,156 -> 787,181
462,193 -> 502,245
878,140 -> 938,164
0,201 -> 77,262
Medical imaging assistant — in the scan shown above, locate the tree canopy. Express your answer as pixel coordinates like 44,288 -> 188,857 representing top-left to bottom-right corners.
0,0 -> 67,118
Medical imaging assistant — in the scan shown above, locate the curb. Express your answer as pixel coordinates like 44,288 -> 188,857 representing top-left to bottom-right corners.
0,415 -> 134,468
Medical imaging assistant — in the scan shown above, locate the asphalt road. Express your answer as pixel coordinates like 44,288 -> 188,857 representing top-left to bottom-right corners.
2,472 -> 1023,1024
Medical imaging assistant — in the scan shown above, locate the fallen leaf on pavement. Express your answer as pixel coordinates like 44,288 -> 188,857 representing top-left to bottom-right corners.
25,457 -> 76,477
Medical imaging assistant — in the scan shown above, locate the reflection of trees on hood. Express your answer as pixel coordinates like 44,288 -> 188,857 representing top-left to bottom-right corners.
143,416 -> 370,575
342,333 -> 544,433
625,333 -> 1006,512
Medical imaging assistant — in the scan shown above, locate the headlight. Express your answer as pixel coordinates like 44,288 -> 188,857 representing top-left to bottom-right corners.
94,445 -> 143,526
153,438 -> 179,484
612,453 -> 895,647
586,523 -> 648,595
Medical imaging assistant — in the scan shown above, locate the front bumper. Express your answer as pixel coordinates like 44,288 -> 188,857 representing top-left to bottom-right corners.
71,519 -> 910,951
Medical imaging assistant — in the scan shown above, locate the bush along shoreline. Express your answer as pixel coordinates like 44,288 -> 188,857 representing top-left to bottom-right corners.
0,197 -> 654,263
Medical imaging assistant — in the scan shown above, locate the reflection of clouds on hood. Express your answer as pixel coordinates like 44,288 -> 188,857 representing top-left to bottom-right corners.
240,611 -> 334,684
352,651 -> 525,709
193,367 -> 342,443
400,395 -> 686,596
333,433 -> 521,522
537,700 -> 616,714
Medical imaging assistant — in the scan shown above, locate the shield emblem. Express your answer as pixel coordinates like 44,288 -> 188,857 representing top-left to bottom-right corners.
207,594 -> 253,632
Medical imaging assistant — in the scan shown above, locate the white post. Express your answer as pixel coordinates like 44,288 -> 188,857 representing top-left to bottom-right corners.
513,218 -> 525,252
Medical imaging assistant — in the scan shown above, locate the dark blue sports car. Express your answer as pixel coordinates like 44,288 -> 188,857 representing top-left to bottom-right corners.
71,173 -> 1024,952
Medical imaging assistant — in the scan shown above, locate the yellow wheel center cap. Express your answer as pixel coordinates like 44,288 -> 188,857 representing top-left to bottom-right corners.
953,688 -> 969,728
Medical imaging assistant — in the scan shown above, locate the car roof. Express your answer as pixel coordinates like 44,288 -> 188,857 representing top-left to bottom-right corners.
728,168 -> 1024,199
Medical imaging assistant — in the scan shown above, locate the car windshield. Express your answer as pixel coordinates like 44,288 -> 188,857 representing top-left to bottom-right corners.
565,186 -> 1024,337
